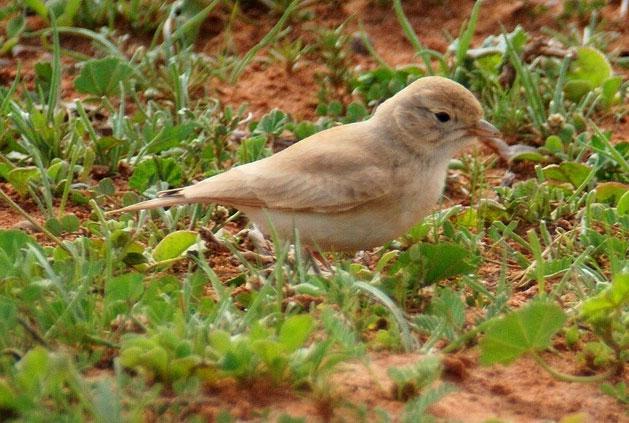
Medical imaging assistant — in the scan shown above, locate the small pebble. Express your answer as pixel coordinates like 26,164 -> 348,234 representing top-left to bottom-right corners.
12,220 -> 41,233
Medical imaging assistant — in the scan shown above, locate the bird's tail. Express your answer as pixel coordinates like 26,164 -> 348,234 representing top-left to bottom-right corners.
106,188 -> 196,214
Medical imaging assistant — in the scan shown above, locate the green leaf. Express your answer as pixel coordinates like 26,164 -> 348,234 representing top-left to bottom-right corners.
7,167 -> 39,196
580,272 -> 629,323
291,121 -> 317,140
208,330 -> 232,354
170,355 -> 201,380
56,0 -> 81,26
565,47 -> 612,102
143,346 -> 169,380
253,109 -> 288,137
600,382 -> 628,404
74,57 -> 134,96
0,300 -> 17,337
105,272 -> 144,304
595,182 -> 628,204
564,80 -> 594,103
376,250 -> 399,272
0,163 -> 11,181
45,217 -> 63,236
129,157 -> 183,192
146,123 -> 196,154
327,101 -> 343,117
418,242 -> 477,285
97,178 -> 116,196
601,76 -> 622,107
237,135 -> 271,164
119,346 -> 144,368
429,288 -> 465,332
123,252 -> 148,266
480,302 -> 567,365
45,214 -> 80,236
542,162 -> 591,188
0,379 -> 17,410
278,314 -> 314,352
344,102 -> 368,123
252,339 -> 285,365
7,15 -> 25,39
91,380 -> 122,423
617,190 -> 629,215
16,347 -> 50,394
23,0 -> 48,18
152,231 -> 198,262
568,47 -> 612,87
95,136 -> 125,153
544,135 -> 563,154
0,230 -> 42,278
34,63 -> 52,102
510,150 -> 546,163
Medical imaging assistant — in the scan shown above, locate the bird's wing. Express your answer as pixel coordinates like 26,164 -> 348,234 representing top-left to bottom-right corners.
174,125 -> 393,213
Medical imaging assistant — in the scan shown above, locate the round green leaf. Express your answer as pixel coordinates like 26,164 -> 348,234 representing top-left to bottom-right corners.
105,272 -> 144,303
565,47 -> 612,102
152,231 -> 198,262
74,57 -> 134,96
544,135 -> 563,154
595,182 -> 628,204
567,47 -> 612,87
480,302 -> 567,365
7,167 -> 39,196
279,314 -> 314,352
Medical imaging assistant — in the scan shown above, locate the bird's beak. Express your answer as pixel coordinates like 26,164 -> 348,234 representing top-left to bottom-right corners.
467,119 -> 501,140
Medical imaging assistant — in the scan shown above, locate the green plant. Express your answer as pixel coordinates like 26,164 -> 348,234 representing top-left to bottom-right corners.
269,37 -> 312,73
388,355 -> 441,401
1,1 -> 628,419
314,22 -> 354,103
561,0 -> 606,21
578,271 -> 628,375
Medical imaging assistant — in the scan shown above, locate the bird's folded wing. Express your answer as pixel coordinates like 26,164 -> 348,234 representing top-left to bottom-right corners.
173,146 -> 392,213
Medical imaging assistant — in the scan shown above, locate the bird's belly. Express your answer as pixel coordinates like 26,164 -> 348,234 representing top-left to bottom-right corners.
241,187 -> 443,251
241,206 -> 397,251
239,164 -> 447,251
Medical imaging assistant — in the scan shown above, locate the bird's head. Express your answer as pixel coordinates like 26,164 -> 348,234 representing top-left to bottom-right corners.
374,76 -> 500,160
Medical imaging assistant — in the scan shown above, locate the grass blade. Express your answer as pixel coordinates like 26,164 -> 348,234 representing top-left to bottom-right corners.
229,0 -> 299,84
47,14 -> 61,124
354,280 -> 416,352
392,0 -> 433,74
454,0 -> 482,76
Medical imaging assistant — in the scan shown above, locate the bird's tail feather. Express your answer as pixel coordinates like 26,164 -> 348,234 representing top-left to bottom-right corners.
106,190 -> 193,214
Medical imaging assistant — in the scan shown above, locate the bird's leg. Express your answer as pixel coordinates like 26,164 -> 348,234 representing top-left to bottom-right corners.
353,250 -> 372,268
236,225 -> 274,264
246,224 -> 272,255
199,227 -> 230,253
305,247 -> 333,275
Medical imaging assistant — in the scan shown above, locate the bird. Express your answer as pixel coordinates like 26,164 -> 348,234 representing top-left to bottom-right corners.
110,76 -> 500,251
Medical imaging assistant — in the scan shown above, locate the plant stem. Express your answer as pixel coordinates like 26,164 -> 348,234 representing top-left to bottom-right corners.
532,352 -> 614,383
441,326 -> 482,353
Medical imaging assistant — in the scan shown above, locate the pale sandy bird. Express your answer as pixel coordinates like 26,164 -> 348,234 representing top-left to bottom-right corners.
111,76 -> 499,251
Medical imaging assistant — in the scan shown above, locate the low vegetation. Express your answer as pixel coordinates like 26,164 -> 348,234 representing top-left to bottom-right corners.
0,0 -> 626,420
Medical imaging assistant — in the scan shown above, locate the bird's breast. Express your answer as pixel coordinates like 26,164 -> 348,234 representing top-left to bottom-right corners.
392,158 -> 449,228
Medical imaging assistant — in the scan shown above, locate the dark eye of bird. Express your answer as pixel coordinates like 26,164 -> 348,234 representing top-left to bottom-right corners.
435,112 -> 451,123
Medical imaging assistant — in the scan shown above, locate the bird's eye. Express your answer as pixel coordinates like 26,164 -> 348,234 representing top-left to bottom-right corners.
435,112 -> 451,123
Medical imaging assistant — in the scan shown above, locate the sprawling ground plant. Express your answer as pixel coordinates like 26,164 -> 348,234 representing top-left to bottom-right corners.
0,0 -> 627,420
